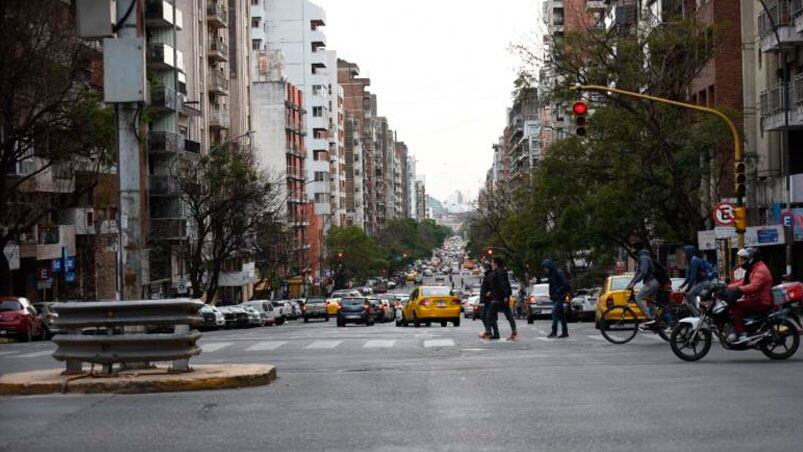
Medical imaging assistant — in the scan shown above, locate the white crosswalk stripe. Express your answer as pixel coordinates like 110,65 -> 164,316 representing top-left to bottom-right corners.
363,340 -> 396,348
246,341 -> 287,351
587,335 -> 606,341
11,350 -> 52,358
0,351 -> 19,356
424,339 -> 455,348
201,342 -> 233,352
306,340 -> 342,349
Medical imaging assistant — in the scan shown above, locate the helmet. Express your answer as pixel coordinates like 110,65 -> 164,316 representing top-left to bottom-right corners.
737,248 -> 755,260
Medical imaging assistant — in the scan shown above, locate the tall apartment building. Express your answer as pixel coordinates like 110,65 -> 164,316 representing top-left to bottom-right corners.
250,50 -> 312,275
396,142 -> 410,218
261,0 -> 333,222
327,50 -> 347,227
506,87 -> 540,184
406,156 -> 417,218
415,179 -> 427,221
337,59 -> 370,229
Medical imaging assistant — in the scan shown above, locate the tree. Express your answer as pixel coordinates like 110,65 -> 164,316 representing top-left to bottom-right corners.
375,218 -> 453,275
325,226 -> 386,289
252,214 -> 296,299
176,143 -> 283,302
0,0 -> 115,294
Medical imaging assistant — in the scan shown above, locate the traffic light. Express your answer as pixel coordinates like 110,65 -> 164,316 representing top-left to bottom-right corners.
734,161 -> 746,200
336,250 -> 344,260
486,248 -> 493,257
734,206 -> 746,233
572,101 -> 588,136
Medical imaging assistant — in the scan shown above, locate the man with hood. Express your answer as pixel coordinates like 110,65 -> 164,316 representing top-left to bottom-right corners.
679,245 -> 717,304
542,259 -> 570,338
627,249 -> 659,327
478,263 -> 495,338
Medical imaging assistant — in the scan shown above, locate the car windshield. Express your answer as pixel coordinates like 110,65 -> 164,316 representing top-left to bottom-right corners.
332,291 -> 350,297
307,299 -> 325,304
341,298 -> 366,306
531,285 -> 549,296
0,300 -> 22,311
422,287 -> 452,296
610,277 -> 642,291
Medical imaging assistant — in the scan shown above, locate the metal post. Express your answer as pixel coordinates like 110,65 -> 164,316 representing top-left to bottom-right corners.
170,324 -> 191,373
115,0 -> 145,300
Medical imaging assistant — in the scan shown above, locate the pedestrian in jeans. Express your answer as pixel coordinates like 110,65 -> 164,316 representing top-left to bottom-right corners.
477,263 -> 494,335
481,257 -> 517,340
542,259 -> 570,338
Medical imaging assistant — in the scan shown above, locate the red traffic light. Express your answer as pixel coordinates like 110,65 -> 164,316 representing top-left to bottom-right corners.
572,101 -> 588,116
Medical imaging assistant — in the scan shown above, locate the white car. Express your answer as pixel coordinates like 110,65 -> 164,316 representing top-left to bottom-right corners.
271,300 -> 294,320
243,300 -> 284,325
464,295 -> 480,319
570,288 -> 599,322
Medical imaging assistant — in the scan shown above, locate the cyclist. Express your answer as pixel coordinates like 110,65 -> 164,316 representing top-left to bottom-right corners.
725,248 -> 774,344
626,249 -> 659,328
679,245 -> 717,305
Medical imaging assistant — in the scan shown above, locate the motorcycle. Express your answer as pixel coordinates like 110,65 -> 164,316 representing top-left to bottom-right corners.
669,282 -> 802,362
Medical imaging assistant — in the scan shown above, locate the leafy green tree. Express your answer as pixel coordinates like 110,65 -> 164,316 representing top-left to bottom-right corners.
375,219 -> 452,275
326,226 -> 386,289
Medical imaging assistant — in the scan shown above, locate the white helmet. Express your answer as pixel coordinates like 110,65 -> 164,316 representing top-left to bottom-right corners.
737,248 -> 756,261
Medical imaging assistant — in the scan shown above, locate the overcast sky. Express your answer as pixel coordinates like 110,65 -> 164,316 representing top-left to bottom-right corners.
315,0 -> 542,202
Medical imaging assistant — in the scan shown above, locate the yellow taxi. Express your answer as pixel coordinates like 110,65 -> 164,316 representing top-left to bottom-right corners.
401,286 -> 462,327
326,289 -> 360,315
595,274 -> 645,327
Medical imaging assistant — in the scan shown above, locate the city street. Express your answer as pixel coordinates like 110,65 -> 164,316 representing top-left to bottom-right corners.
2,281 -> 803,451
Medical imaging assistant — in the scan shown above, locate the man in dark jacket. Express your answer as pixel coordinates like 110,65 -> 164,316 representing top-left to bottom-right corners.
679,245 -> 717,304
480,258 -> 517,340
627,249 -> 659,326
542,259 -> 570,338
478,263 -> 493,334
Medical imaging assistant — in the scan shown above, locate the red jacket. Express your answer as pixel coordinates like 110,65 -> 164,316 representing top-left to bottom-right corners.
727,261 -> 774,307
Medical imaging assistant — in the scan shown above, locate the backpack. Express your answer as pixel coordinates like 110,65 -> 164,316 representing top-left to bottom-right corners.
697,258 -> 717,281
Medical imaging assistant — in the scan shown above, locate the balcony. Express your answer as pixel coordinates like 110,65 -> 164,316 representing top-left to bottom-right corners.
207,1 -> 228,28
19,225 -> 76,261
208,39 -> 228,62
147,43 -> 182,71
208,71 -> 229,95
148,131 -> 186,154
310,29 -> 326,50
310,51 -> 327,70
310,116 -> 328,132
149,175 -> 180,197
285,118 -> 304,133
151,218 -> 187,241
759,75 -> 803,130
145,0 -> 183,30
151,86 -> 179,111
184,139 -> 201,154
759,1 -> 803,52
209,107 -> 231,130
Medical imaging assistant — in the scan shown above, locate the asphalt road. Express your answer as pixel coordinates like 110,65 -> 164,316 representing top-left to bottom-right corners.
2,277 -> 803,451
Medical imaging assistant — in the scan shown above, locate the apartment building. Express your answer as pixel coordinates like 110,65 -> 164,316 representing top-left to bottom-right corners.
407,156 -> 417,219
396,142 -> 410,218
415,179 -> 427,221
506,87 -> 540,184
327,50 -> 347,227
261,0 -> 333,222
337,59 -> 370,229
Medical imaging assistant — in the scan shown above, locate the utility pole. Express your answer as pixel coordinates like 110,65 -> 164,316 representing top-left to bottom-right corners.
114,0 -> 145,300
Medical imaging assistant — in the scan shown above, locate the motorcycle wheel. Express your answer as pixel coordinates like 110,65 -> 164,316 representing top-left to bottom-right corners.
656,304 -> 695,342
670,323 -> 712,362
760,319 -> 800,360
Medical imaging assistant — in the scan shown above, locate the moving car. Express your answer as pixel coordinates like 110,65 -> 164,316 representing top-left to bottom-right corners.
434,274 -> 446,282
525,283 -> 552,323
594,274 -> 644,328
414,274 -> 423,285
302,297 -> 329,322
0,296 -> 45,342
337,297 -> 374,327
366,298 -> 385,323
569,289 -> 598,322
400,286 -> 461,327
464,295 -> 480,319
327,290 -> 361,315
32,302 -> 60,339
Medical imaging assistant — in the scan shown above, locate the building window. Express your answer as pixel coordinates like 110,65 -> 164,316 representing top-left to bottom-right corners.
251,17 -> 261,28
312,106 -> 323,117
314,172 -> 326,182
251,0 -> 259,4
252,39 -> 261,50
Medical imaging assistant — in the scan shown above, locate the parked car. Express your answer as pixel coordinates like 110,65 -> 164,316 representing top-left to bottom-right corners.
434,274 -> 446,282
32,301 -> 60,339
199,305 -> 225,330
272,300 -> 294,320
0,296 -> 45,342
464,295 -> 480,319
239,305 -> 263,327
569,289 -> 597,322
337,297 -> 374,327
414,274 -> 423,285
229,306 -> 252,328
595,274 -> 644,328
216,306 -> 238,329
288,300 -> 304,319
525,283 -> 553,323
241,300 -> 279,325
302,298 -> 329,322
400,286 -> 461,327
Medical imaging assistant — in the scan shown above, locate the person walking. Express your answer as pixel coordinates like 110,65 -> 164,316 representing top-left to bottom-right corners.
478,263 -> 496,339
482,257 -> 517,340
542,259 -> 570,338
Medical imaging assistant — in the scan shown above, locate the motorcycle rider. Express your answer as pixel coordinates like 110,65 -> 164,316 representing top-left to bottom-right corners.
627,249 -> 659,327
679,245 -> 717,306
725,248 -> 774,344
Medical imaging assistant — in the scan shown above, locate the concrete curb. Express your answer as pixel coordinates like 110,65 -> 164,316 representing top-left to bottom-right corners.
0,364 -> 276,396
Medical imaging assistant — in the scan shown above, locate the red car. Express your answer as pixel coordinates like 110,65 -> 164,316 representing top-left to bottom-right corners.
0,296 -> 45,342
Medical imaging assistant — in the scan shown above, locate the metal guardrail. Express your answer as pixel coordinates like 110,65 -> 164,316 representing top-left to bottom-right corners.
50,299 -> 204,375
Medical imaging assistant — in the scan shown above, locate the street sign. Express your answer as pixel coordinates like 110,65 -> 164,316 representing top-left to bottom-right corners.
65,271 -> 76,283
782,212 -> 794,228
51,259 -> 62,273
713,202 -> 736,226
714,226 -> 737,239
39,268 -> 50,281
64,256 -> 76,272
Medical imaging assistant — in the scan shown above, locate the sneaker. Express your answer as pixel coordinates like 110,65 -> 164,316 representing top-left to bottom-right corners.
479,332 -> 492,340
509,332 -> 519,341
546,333 -> 557,339
558,333 -> 569,338
491,334 -> 501,340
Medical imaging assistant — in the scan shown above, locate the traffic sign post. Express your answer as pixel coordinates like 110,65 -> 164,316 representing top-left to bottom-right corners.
713,202 -> 736,227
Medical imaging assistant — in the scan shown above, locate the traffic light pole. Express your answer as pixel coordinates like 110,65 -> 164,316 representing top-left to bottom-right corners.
577,85 -> 745,248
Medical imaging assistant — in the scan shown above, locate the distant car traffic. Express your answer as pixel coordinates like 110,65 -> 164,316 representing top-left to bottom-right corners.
302,298 -> 329,322
525,283 -> 552,323
570,289 -> 598,322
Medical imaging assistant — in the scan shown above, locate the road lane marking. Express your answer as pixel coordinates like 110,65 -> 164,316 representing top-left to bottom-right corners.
306,340 -> 342,349
363,340 -> 396,348
246,341 -> 287,351
587,335 -> 606,341
0,351 -> 19,356
535,337 -> 553,342
11,350 -> 52,358
424,339 -> 455,348
201,342 -> 233,352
